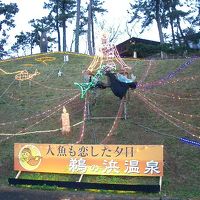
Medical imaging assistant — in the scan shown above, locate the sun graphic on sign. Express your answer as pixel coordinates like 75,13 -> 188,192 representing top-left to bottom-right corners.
18,145 -> 42,171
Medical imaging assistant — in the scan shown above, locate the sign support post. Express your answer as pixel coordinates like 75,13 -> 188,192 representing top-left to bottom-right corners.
15,171 -> 22,179
159,176 -> 163,192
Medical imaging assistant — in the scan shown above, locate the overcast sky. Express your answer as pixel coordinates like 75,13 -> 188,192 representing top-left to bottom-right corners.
5,0 -> 159,54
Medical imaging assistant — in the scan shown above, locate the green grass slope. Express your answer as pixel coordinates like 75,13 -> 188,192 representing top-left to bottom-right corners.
0,52 -> 200,199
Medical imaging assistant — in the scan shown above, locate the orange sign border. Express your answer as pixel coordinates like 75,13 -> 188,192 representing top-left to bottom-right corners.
14,143 -> 163,177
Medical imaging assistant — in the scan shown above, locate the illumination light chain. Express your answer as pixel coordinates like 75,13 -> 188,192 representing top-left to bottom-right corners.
138,56 -> 199,90
101,98 -> 124,144
143,89 -> 200,101
141,92 -> 200,118
138,60 -> 153,83
0,92 -> 80,126
133,120 -> 200,148
31,80 -> 79,91
0,94 -> 80,142
140,93 -> 200,131
134,92 -> 200,139
76,94 -> 88,144
140,92 -> 200,132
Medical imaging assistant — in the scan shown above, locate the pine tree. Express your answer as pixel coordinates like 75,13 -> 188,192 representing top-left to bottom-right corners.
128,0 -> 165,44
0,2 -> 18,58
75,0 -> 81,52
87,0 -> 107,55
44,0 -> 76,52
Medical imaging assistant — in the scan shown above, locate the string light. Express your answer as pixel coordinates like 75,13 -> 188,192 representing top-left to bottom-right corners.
0,51 -> 92,65
75,33 -> 136,98
138,57 -> 199,90
139,74 -> 199,90
15,69 -> 40,81
0,121 -> 84,137
87,33 -> 132,74
6,92 -> 76,103
0,128 -> 61,136
174,111 -> 200,118
1,43 -> 199,148
21,64 -> 34,67
0,79 -> 15,98
76,94 -> 88,144
0,94 -> 80,143
168,75 -> 199,84
135,92 -> 200,139
87,55 -> 102,73
75,34 -> 135,143
0,92 -> 80,126
31,80 -> 79,91
161,57 -> 198,81
180,137 -> 200,147
35,56 -> 56,65
139,90 -> 200,119
101,98 -> 124,144
0,52 -> 89,143
142,92 -> 200,132
131,120 -> 200,148
138,60 -> 153,83
0,68 -> 24,75
144,88 -> 200,101
141,92 -> 200,119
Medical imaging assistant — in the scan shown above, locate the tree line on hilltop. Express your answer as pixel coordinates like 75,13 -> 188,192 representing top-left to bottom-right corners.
0,0 -> 199,58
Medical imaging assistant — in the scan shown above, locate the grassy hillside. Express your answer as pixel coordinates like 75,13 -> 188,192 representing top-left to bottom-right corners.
0,52 -> 199,199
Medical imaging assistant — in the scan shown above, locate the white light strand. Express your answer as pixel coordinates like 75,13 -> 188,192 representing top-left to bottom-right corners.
31,80 -> 79,91
139,93 -> 200,118
0,120 -> 84,137
6,91 -> 78,103
0,79 -> 15,98
101,98 -> 124,144
0,92 -> 80,126
140,93 -> 200,131
76,94 -> 88,144
0,94 -> 80,143
135,92 -> 200,139
138,60 -> 153,83
144,90 -> 200,101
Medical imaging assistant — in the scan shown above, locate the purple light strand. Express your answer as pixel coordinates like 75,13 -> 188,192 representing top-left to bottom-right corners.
138,56 -> 198,90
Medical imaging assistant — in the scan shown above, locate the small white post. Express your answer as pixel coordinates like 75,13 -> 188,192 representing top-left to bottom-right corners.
64,55 -> 69,62
133,51 -> 137,58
